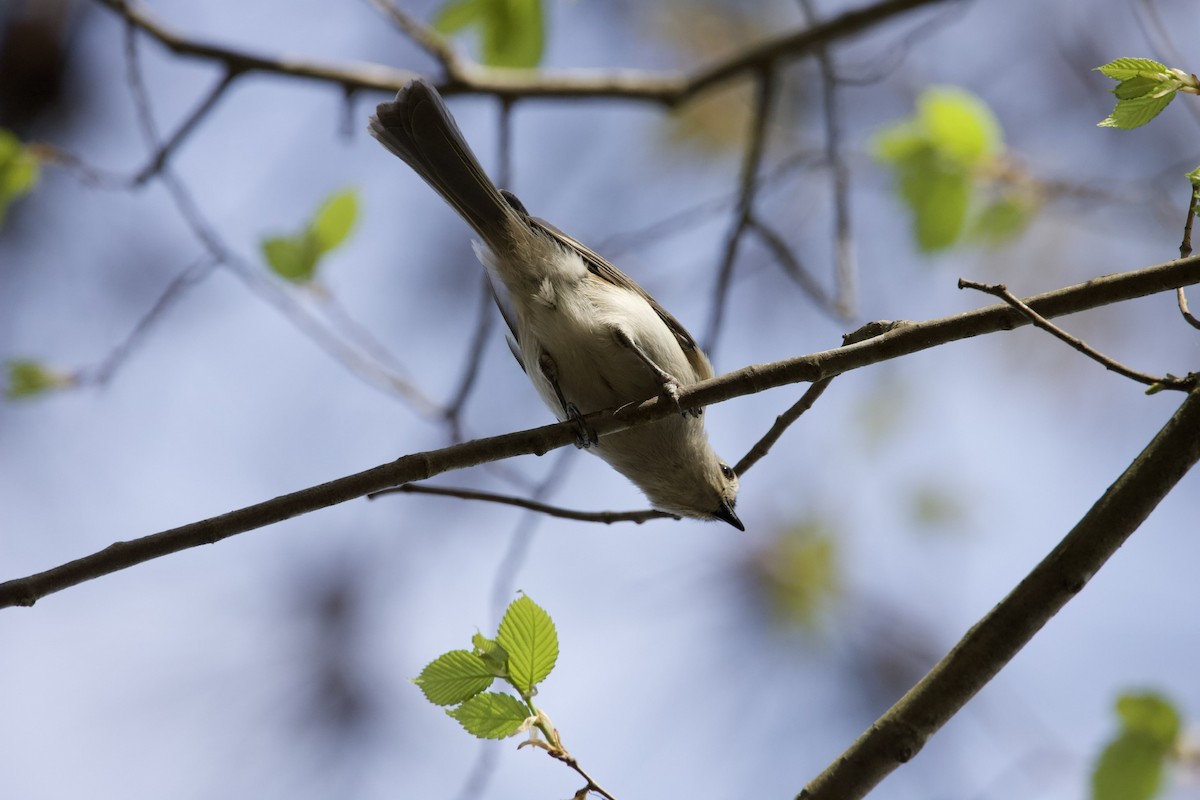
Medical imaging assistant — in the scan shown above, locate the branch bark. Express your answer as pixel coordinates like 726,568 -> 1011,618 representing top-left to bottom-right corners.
798,382 -> 1200,800
1,254 -> 1197,609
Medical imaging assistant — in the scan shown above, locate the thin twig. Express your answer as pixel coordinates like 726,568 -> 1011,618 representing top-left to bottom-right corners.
1177,288 -> 1200,330
745,216 -> 837,318
369,482 -> 672,525
119,21 -> 445,417
3,255 -> 1199,608
799,384 -> 1200,799
1180,181 -> 1197,259
704,66 -> 777,354
797,0 -> 858,318
958,279 -> 1191,390
734,320 -> 907,476
83,256 -> 219,386
445,275 -> 500,441
132,68 -> 240,186
364,0 -> 465,79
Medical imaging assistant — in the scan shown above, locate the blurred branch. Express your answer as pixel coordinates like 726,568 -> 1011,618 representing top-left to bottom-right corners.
797,0 -> 859,318
370,482 -> 672,525
2,254 -> 1199,608
959,279 -> 1194,391
799,382 -> 1200,800
95,0 -> 956,103
704,66 -> 778,353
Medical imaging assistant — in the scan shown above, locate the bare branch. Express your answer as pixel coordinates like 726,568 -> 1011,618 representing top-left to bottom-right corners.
797,0 -> 858,318
704,66 -> 777,353
2,255 -> 1198,609
799,383 -> 1200,799
745,216 -> 838,318
364,0 -> 466,79
95,0 -> 956,103
370,483 -> 673,525
958,279 -> 1192,390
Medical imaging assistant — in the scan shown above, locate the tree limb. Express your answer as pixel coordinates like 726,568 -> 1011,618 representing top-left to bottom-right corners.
1,254 -> 1197,609
798,382 -> 1200,800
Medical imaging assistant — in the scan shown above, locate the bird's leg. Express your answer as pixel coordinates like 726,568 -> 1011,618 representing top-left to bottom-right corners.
610,328 -> 700,417
538,353 -> 597,448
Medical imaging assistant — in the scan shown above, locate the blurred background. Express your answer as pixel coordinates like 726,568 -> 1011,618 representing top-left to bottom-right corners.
2,0 -> 1198,798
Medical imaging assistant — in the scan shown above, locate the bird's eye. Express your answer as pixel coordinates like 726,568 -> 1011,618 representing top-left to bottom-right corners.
720,463 -> 735,480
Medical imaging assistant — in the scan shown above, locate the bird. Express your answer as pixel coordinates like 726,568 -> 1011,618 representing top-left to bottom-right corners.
368,79 -> 742,530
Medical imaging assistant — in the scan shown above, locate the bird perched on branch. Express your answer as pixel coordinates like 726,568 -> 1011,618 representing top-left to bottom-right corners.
369,79 -> 742,529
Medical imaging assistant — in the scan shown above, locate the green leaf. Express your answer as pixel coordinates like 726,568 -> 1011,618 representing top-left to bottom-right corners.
897,151 -> 971,252
1117,692 -> 1181,748
434,0 -> 483,33
434,0 -> 544,68
1185,165 -> 1200,186
412,650 -> 495,706
481,0 -> 543,68
446,691 -> 531,739
5,359 -> 71,400
1099,90 -> 1176,129
1096,57 -> 1169,81
1092,732 -> 1168,800
472,633 -> 510,676
312,189 -> 358,253
262,232 -> 321,283
918,86 -> 1001,165
1111,76 -> 1161,100
0,129 -> 40,226
496,595 -> 558,694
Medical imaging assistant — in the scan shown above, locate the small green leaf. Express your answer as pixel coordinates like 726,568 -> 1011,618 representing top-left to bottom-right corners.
1117,692 -> 1180,748
434,0 -> 483,33
1186,165 -> 1200,186
1092,732 -> 1167,800
1099,90 -> 1176,129
1096,57 -> 1169,81
262,232 -> 321,283
447,691 -> 531,739
496,595 -> 558,693
897,152 -> 971,252
481,0 -> 543,68
472,633 -> 510,676
413,650 -> 496,706
1111,76 -> 1162,100
434,0 -> 543,68
312,189 -> 358,253
0,129 -> 40,226
5,359 -> 71,400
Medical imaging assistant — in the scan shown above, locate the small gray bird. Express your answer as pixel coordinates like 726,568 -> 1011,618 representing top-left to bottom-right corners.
369,80 -> 742,530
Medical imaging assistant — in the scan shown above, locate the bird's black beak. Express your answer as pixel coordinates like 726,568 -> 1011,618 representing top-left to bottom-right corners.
714,499 -> 744,531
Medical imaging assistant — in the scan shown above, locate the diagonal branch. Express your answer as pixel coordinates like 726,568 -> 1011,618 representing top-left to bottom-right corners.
1,254 -> 1198,609
799,382 -> 1200,800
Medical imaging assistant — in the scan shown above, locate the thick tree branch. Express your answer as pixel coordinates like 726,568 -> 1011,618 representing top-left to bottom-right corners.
798,382 -> 1200,800
2,255 -> 1198,609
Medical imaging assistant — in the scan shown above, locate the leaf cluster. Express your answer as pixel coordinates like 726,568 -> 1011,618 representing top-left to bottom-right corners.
261,189 -> 359,283
1091,692 -> 1182,800
872,87 -> 1030,253
413,595 -> 559,740
1095,58 -> 1198,130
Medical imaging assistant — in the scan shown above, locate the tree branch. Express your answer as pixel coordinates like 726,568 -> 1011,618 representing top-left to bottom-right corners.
96,0 -> 956,103
798,382 -> 1200,800
2,254 -> 1198,609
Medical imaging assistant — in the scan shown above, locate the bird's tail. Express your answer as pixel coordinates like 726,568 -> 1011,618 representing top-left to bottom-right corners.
368,80 -> 514,244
